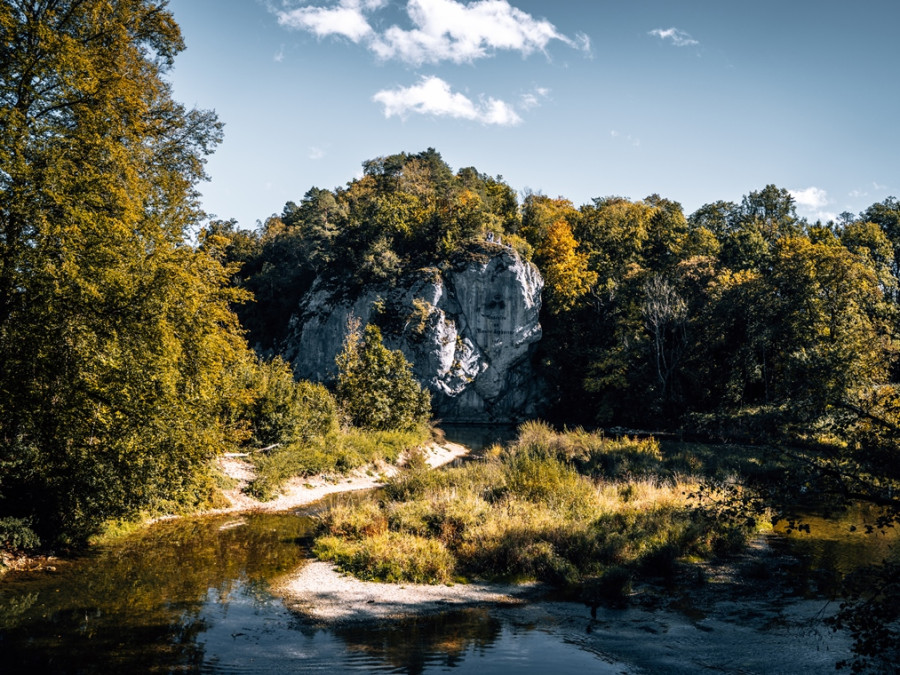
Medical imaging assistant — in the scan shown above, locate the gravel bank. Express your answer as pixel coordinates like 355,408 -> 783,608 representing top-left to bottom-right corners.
276,560 -> 543,623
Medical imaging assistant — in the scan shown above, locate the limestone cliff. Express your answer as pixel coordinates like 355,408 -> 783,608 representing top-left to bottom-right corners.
281,245 -> 545,422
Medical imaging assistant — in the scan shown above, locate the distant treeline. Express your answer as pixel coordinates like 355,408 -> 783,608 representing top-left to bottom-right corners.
217,149 -> 900,438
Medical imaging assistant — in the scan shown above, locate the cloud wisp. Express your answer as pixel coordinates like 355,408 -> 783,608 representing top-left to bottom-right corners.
373,76 -> 522,126
275,0 -> 585,64
790,186 -> 837,222
649,27 -> 699,47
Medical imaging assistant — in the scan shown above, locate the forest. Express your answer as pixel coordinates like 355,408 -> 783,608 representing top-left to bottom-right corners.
217,148 -> 900,434
1,1 -> 899,671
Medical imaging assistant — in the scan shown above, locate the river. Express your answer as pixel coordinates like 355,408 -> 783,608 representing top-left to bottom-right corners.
0,436 -> 896,673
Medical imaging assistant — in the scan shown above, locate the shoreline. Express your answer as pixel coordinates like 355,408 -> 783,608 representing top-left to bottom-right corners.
210,440 -> 470,515
1,441 -> 468,578
276,560 -> 545,624
272,535 -> 852,674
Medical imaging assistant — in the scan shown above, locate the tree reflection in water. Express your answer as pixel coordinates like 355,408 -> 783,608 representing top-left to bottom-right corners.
331,609 -> 502,674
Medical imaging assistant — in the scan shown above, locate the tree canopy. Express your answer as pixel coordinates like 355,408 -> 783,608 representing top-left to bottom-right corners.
0,0 -> 252,543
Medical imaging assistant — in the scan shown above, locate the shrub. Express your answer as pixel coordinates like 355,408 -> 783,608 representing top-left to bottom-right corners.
0,517 -> 40,552
336,323 -> 431,431
314,531 -> 455,584
243,357 -> 338,447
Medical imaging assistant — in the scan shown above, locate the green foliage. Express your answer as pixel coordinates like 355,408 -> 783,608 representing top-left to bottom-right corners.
241,357 -> 337,448
0,0 -> 255,544
0,518 -> 40,553
247,425 -> 429,501
222,150 -> 523,333
336,323 -> 431,431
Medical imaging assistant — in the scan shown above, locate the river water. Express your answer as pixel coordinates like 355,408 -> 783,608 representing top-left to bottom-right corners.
1,448 -> 896,673
0,511 -> 627,673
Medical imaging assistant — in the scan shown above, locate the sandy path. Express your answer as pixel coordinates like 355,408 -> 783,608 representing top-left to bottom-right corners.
212,440 -> 469,514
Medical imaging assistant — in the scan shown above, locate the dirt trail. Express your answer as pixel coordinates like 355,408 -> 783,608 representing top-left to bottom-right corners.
212,441 -> 469,514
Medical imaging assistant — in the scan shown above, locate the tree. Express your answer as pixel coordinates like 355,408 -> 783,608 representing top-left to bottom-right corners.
336,322 -> 430,431
0,0 -> 249,543
534,219 -> 597,314
642,274 -> 688,404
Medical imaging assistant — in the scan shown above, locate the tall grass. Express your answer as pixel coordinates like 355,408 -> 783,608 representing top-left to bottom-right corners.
247,425 -> 431,500
312,423 -> 753,589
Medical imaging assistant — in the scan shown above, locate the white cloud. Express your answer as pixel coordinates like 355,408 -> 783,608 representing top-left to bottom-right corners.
873,181 -> 887,191
649,27 -> 699,47
790,186 -> 829,210
309,146 -> 326,160
574,32 -> 591,54
519,86 -> 549,110
276,0 -> 582,64
274,44 -> 285,62
790,187 -> 837,222
849,189 -> 868,199
373,76 -> 522,125
372,0 -> 572,64
276,0 -> 376,42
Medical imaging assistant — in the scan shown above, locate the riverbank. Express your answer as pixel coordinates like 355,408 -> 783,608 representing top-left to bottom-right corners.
0,441 -> 468,578
212,440 -> 469,514
275,534 -> 853,673
277,560 -> 543,623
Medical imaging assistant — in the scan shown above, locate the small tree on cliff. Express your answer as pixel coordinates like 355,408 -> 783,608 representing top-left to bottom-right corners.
336,321 -> 431,431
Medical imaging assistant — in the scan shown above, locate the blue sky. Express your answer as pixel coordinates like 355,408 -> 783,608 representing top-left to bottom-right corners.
167,0 -> 900,229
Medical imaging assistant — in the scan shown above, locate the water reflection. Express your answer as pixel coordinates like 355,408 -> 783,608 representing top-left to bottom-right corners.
332,610 -> 502,674
0,513 -> 314,673
0,512 -> 622,674
772,503 -> 900,596
4,491 -> 886,672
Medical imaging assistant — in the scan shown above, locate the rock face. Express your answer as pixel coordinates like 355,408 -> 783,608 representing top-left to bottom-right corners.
282,245 -> 545,422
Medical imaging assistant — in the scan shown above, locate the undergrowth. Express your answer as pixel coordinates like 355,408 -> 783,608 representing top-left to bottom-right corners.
313,422 -> 757,592
247,425 -> 431,500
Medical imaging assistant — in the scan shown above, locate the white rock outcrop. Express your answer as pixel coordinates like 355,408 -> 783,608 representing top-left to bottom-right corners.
282,245 -> 545,422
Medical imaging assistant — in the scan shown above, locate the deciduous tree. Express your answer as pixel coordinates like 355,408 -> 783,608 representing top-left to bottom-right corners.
0,0 -> 250,542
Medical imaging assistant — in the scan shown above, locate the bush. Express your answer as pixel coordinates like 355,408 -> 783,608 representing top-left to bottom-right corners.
0,517 -> 40,552
243,357 -> 338,447
313,531 -> 455,584
336,323 -> 431,431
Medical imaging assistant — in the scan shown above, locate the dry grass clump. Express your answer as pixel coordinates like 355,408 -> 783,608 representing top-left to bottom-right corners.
313,531 -> 455,584
312,424 -> 750,590
514,420 -> 662,478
